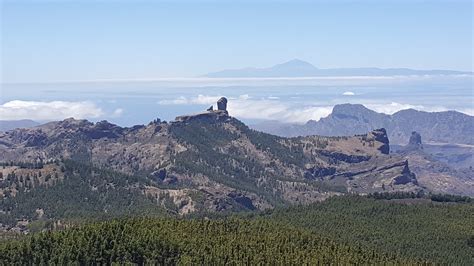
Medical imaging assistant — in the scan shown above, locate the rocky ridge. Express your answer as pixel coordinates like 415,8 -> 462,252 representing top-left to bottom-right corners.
252,103 -> 474,145
0,98 -> 430,215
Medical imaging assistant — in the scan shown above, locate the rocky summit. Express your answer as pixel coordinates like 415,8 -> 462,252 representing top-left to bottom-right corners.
0,98 -> 446,217
175,97 -> 230,123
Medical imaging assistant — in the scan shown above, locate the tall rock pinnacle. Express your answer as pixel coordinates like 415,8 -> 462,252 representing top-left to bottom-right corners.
217,97 -> 228,111
407,131 -> 423,150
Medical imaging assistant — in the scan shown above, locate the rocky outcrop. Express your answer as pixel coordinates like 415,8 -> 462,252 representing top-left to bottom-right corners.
55,118 -> 94,131
407,131 -> 423,149
175,97 -> 230,123
151,168 -> 167,181
408,131 -> 422,146
150,168 -> 178,184
217,97 -> 228,111
175,111 -> 230,123
318,150 -> 371,163
227,192 -> 256,210
371,128 -> 390,154
393,161 -> 418,185
83,120 -> 124,139
5,129 -> 48,147
304,166 -> 336,180
397,132 -> 424,154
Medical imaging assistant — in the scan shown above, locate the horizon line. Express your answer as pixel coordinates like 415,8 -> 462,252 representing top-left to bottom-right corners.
2,73 -> 473,85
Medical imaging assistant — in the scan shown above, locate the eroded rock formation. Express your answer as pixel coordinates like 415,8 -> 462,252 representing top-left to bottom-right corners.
407,131 -> 423,150
217,97 -> 228,111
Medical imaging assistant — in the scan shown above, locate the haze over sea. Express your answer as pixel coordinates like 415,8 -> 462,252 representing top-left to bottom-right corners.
1,75 -> 472,127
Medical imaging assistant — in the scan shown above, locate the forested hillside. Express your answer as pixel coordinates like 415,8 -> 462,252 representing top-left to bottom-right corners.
266,196 -> 474,264
0,160 -> 169,227
0,218 -> 423,265
1,195 -> 472,264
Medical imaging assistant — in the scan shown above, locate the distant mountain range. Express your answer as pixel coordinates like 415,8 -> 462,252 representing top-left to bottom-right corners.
0,120 -> 40,132
204,59 -> 473,78
252,104 -> 474,145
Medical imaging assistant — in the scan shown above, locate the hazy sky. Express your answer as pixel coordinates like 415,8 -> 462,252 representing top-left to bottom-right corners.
1,0 -> 473,83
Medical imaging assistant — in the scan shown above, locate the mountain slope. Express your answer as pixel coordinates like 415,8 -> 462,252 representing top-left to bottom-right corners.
0,106 -> 422,218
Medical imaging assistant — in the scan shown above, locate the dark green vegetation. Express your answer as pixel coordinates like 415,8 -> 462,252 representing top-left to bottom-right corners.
430,193 -> 472,203
0,218 -> 421,264
168,118 -> 334,206
368,190 -> 472,203
266,195 -> 474,264
0,160 -> 168,226
170,119 -> 269,196
1,195 -> 472,264
169,119 -> 296,205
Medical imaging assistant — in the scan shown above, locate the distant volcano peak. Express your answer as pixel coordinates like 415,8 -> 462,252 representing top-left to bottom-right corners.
274,59 -> 317,69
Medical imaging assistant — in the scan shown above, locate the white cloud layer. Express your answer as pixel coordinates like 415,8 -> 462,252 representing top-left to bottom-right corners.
159,95 -> 221,105
158,94 -> 473,123
342,91 -> 355,96
228,100 -> 333,123
0,100 -> 105,121
158,94 -> 333,123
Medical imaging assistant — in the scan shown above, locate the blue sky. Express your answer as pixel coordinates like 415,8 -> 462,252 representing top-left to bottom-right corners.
1,0 -> 473,83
